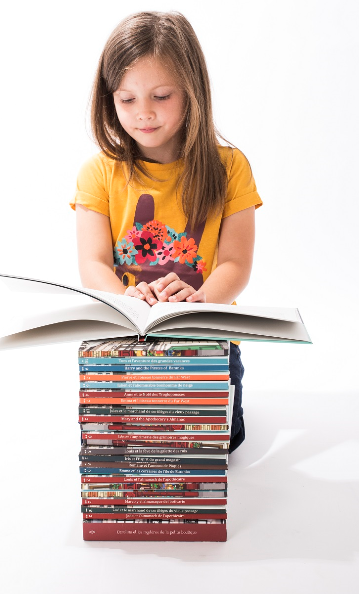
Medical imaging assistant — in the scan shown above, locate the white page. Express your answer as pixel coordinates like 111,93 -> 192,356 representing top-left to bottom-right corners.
85,290 -> 150,335
148,312 -> 311,342
0,320 -> 134,351
0,294 -> 137,339
145,301 -> 301,332
0,274 -> 150,335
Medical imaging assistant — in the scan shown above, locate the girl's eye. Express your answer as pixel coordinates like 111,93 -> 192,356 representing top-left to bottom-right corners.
154,95 -> 171,101
120,98 -> 135,104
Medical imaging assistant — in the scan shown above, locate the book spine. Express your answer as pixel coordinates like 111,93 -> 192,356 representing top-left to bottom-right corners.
81,432 -> 229,442
82,440 -> 229,449
81,424 -> 228,432
81,498 -> 227,506
80,447 -> 228,455
79,373 -> 229,381
79,357 -> 228,365
79,365 -> 228,372
79,416 -> 226,424
81,476 -> 227,484
81,506 -> 224,514
79,398 -> 229,405
79,347 -> 228,358
83,523 -> 227,541
79,468 -> 227,476
83,513 -> 227,520
79,407 -> 226,416
80,382 -> 229,390
80,391 -> 228,397
79,456 -> 226,464
80,462 -> 227,470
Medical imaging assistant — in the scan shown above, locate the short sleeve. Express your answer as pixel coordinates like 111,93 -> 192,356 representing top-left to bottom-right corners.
223,148 -> 263,218
69,152 -> 112,217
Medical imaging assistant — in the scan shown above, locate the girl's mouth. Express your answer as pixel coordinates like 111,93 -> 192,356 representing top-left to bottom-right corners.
139,128 -> 158,133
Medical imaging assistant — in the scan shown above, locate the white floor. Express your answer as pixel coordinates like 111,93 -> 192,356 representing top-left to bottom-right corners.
0,342 -> 358,593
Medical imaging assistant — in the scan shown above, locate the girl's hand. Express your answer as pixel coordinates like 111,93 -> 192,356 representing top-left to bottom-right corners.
150,273 -> 206,303
124,282 -> 158,305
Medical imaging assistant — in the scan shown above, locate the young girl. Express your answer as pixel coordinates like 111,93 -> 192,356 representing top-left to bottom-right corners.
70,11 -> 262,453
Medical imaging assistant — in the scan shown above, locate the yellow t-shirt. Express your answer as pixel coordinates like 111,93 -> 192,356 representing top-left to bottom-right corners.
70,146 -> 262,295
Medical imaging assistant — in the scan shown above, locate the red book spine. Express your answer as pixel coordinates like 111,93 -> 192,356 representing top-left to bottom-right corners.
82,498 -> 227,506
82,433 -> 229,442
83,513 -> 227,520
81,476 -> 227,484
83,522 -> 227,541
79,416 -> 226,424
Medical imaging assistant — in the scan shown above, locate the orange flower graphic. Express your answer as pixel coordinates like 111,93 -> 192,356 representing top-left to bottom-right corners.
142,220 -> 168,241
172,236 -> 198,264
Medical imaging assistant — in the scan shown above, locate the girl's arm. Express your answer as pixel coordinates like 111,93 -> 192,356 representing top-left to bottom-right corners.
76,205 -> 158,303
195,205 -> 255,304
76,205 -> 124,293
154,206 -> 255,304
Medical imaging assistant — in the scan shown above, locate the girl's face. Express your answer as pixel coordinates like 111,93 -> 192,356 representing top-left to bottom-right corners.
113,56 -> 185,164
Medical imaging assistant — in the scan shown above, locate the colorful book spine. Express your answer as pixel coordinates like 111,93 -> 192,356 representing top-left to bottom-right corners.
80,381 -> 229,390
78,337 -> 231,542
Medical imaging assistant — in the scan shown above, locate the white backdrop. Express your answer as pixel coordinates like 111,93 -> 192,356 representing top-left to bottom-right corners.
0,0 -> 358,392
0,3 -> 358,592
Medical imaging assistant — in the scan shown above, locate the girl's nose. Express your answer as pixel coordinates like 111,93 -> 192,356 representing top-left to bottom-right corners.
136,100 -> 155,121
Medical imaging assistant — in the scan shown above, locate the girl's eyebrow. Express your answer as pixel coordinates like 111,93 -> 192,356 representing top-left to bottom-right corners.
116,84 -> 175,93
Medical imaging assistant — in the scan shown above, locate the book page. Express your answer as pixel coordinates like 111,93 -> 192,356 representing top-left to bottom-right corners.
0,293 -> 137,339
145,301 -> 302,332
86,290 -> 150,335
147,312 -> 311,342
0,274 -> 150,335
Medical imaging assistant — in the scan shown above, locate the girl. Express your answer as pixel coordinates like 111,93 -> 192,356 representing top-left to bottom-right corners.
70,11 -> 262,452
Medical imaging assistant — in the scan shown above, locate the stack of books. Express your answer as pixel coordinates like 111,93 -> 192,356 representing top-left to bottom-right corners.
78,337 -> 234,542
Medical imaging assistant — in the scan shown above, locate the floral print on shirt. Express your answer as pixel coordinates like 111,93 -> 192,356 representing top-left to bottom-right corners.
114,219 -> 207,273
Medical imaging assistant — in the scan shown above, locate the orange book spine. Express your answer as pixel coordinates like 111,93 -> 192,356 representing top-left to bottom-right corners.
79,398 -> 229,405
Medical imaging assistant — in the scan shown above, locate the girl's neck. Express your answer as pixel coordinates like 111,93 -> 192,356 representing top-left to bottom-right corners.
135,136 -> 182,165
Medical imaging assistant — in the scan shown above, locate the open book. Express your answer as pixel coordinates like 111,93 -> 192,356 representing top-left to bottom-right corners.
0,273 -> 311,349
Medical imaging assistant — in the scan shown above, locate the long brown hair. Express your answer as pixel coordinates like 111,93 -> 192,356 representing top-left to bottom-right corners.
91,11 -> 229,230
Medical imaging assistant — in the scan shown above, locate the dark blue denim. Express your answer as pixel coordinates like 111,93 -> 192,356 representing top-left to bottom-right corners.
228,342 -> 245,453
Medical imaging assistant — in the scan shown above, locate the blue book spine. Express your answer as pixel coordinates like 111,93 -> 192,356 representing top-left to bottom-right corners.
80,381 -> 229,390
79,365 -> 228,372
78,357 -> 228,366
79,468 -> 226,476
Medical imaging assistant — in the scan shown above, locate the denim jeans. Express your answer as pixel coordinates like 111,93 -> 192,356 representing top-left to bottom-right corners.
228,342 -> 245,453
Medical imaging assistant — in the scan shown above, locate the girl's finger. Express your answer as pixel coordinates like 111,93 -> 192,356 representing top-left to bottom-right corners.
168,287 -> 194,302
186,290 -> 206,303
124,286 -> 146,300
124,286 -> 136,296
156,273 -> 180,292
157,280 -> 188,300
136,282 -> 158,304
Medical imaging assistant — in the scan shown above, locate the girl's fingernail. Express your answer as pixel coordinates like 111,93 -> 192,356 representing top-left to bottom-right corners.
150,297 -> 156,303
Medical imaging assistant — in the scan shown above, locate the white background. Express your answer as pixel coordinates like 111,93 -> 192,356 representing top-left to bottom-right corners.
0,1 -> 358,592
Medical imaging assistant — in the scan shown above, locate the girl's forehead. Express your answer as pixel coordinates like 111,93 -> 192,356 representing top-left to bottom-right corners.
119,56 -> 178,88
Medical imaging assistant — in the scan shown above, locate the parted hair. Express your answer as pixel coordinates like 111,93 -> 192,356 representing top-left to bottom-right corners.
91,11 -> 229,229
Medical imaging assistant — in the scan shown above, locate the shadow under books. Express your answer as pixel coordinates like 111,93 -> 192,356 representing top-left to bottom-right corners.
67,390 -> 359,563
